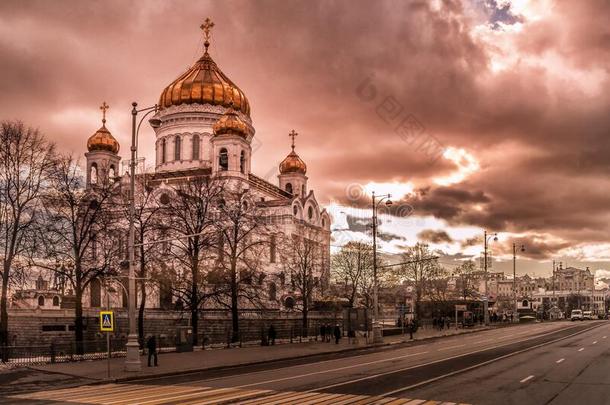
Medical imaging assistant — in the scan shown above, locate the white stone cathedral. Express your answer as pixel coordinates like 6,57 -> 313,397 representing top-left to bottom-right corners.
83,21 -> 332,310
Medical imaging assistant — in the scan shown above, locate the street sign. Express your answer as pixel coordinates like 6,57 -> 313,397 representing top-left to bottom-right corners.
100,311 -> 114,332
455,304 -> 467,311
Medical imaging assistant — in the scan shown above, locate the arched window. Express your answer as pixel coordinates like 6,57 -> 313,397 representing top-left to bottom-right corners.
219,148 -> 228,171
174,136 -> 181,161
192,134 -> 200,160
52,296 -> 60,307
108,165 -> 116,181
284,296 -> 295,309
38,296 -> 45,307
161,139 -> 167,164
240,150 -> 245,173
302,185 -> 306,195
285,183 -> 293,194
90,163 -> 98,184
269,235 -> 276,263
308,206 -> 314,220
293,205 -> 298,216
269,283 -> 277,301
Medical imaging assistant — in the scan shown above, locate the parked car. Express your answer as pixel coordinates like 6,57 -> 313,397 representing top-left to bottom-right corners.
582,311 -> 593,320
570,309 -> 583,321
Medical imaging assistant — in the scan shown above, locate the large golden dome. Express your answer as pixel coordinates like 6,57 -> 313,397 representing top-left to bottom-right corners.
158,52 -> 250,116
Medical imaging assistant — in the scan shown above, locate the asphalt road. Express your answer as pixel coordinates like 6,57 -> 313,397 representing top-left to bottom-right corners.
6,321 -> 608,404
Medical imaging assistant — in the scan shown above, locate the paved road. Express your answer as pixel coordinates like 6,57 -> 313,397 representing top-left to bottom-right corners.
6,321 -> 607,404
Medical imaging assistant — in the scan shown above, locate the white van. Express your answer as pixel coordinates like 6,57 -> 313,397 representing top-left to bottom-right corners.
570,309 -> 583,321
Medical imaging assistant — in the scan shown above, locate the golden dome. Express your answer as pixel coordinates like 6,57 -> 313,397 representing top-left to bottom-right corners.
212,105 -> 249,137
87,124 -> 120,154
158,51 -> 250,116
279,150 -> 307,175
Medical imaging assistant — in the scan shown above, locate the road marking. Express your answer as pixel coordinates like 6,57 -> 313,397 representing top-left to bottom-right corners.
603,336 -> 607,339
474,339 -> 493,344
378,323 -> 604,397
578,348 -> 584,352
520,375 -> 535,383
234,351 -> 430,389
556,358 -> 565,364
593,341 -> 597,344
438,344 -> 465,351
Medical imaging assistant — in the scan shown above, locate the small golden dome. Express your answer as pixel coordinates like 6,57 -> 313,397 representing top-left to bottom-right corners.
279,150 -> 307,175
212,106 -> 249,137
87,124 -> 120,154
158,52 -> 250,116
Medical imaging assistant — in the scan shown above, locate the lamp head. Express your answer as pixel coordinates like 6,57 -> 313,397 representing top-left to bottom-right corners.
385,199 -> 393,206
493,236 -> 498,242
149,117 -> 162,129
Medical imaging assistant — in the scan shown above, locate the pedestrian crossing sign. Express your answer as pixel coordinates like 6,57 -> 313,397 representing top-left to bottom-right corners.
100,311 -> 114,332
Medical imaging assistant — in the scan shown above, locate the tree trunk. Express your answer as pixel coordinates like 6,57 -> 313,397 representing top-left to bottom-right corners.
302,300 -> 309,337
0,267 -> 9,360
138,278 -> 146,348
74,287 -> 84,355
190,281 -> 198,347
230,261 -> 239,343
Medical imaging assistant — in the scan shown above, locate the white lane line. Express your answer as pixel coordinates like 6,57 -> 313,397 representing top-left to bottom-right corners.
378,323 -> 603,397
556,358 -> 565,364
474,339 -> 493,344
593,341 -> 598,344
578,348 -> 584,352
603,336 -> 607,339
520,375 -> 535,383
438,344 -> 465,351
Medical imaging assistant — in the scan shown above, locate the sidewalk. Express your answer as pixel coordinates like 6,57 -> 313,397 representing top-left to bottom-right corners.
29,325 -> 492,383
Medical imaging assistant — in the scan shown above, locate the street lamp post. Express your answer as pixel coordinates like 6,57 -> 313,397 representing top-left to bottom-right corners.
371,191 -> 392,343
512,242 -> 525,322
125,102 -> 159,372
483,230 -> 498,326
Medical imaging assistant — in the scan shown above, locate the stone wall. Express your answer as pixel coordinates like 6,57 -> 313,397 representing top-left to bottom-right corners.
5,308 -> 342,346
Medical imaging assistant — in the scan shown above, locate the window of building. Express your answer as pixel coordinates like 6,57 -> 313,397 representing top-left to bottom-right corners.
240,150 -> 245,173
219,148 -> 228,171
285,183 -> 293,194
293,205 -> 298,216
38,296 -> 45,307
174,136 -> 181,161
161,139 -> 167,164
108,165 -> 116,181
52,296 -> 60,306
308,206 -> 313,220
270,235 -> 276,263
90,163 -> 98,184
192,134 -> 200,160
302,185 -> 305,195
269,283 -> 277,301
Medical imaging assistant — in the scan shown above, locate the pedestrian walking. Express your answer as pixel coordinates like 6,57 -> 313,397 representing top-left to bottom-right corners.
268,324 -> 276,346
407,319 -> 414,340
319,323 -> 325,342
439,317 -> 444,330
147,335 -> 158,367
333,324 -> 341,344
326,324 -> 331,342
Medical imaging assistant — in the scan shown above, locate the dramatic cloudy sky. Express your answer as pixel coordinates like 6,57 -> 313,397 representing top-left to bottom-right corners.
1,0 -> 609,279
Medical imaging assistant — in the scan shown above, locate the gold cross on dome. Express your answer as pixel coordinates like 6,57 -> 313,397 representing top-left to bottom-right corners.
100,101 -> 109,124
200,17 -> 215,53
289,129 -> 298,151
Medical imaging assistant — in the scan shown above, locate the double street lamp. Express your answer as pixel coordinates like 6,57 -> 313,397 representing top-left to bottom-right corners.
371,191 -> 392,343
483,230 -> 498,326
125,102 -> 159,372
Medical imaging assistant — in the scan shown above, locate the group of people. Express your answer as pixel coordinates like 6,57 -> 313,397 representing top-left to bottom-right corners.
320,323 -> 342,344
432,316 -> 451,330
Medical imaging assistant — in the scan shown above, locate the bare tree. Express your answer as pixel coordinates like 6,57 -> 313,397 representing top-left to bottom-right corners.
331,241 -> 374,309
453,260 -> 478,300
164,176 -> 223,346
0,121 -> 55,351
394,243 -> 442,320
281,229 -> 324,335
37,155 -> 119,352
211,188 -> 269,342
122,176 -> 164,346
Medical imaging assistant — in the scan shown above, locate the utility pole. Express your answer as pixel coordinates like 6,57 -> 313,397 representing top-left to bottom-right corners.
371,191 -> 391,343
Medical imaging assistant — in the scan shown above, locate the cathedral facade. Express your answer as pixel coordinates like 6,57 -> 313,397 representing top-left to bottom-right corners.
82,22 -> 332,311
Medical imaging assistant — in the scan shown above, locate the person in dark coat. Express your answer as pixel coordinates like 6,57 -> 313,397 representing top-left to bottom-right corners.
268,324 -> 276,345
333,324 -> 341,344
147,335 -> 158,367
320,324 -> 326,342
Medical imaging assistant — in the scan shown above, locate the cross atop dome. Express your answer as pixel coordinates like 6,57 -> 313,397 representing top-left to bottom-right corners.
289,129 -> 298,151
200,17 -> 215,53
100,101 -> 109,125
